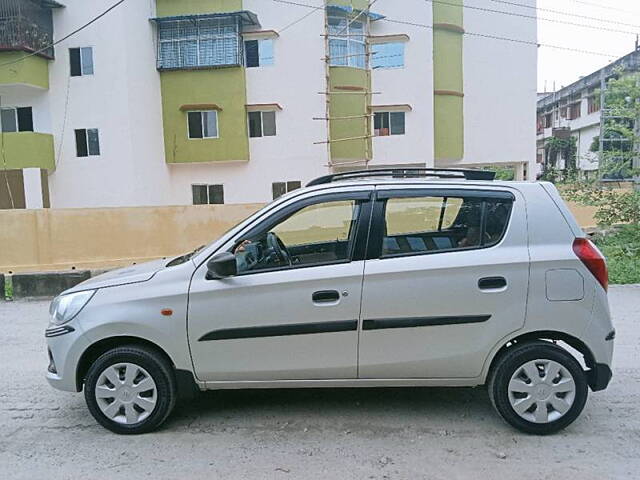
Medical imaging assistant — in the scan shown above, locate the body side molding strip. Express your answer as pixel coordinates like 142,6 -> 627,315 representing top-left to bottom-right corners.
199,319 -> 358,341
362,315 -> 491,331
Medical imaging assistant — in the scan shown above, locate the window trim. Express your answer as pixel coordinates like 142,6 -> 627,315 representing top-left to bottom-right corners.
374,111 -> 406,137
187,110 -> 219,139
226,191 -> 373,277
0,106 -> 33,133
366,189 -> 515,261
248,110 -> 277,138
69,47 -> 94,77
192,183 -> 224,204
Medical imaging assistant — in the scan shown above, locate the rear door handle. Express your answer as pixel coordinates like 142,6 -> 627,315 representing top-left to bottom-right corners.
478,277 -> 507,290
312,290 -> 340,303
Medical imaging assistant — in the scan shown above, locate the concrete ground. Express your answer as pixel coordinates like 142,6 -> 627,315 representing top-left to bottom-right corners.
0,286 -> 638,480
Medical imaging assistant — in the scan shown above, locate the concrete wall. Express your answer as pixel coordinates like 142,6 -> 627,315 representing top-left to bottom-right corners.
0,204 -> 262,273
0,200 -> 601,274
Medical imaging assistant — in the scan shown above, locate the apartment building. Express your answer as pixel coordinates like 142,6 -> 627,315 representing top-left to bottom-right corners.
0,0 -> 537,209
537,48 -> 640,176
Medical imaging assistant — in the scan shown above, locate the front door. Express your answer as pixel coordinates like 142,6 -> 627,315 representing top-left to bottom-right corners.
358,187 -> 529,379
188,190 -> 372,381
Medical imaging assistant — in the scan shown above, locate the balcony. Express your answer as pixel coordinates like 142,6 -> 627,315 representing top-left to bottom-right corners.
0,132 -> 55,169
0,0 -> 63,88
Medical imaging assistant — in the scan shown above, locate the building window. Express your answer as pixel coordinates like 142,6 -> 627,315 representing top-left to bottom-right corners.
588,95 -> 600,114
192,184 -> 224,204
70,47 -> 94,76
0,107 -> 33,132
75,129 -> 100,157
272,181 -> 301,199
371,42 -> 405,69
328,12 -> 366,68
157,17 -> 241,70
568,102 -> 581,120
245,39 -> 274,67
188,111 -> 218,139
248,111 -> 276,138
374,112 -> 405,136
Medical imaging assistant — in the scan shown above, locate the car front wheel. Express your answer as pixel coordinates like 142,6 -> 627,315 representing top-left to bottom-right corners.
488,341 -> 588,435
84,345 -> 176,434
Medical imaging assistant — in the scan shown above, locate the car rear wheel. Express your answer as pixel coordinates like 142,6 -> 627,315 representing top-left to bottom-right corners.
488,341 -> 588,435
84,345 -> 176,434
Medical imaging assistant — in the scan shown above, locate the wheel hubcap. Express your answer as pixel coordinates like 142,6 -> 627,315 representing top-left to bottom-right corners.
508,359 -> 576,424
95,362 -> 158,425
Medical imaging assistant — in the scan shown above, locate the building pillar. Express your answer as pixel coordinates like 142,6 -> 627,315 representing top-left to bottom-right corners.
514,162 -> 525,181
23,168 -> 43,209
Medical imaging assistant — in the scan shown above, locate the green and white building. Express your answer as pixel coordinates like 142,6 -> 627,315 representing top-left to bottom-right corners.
0,0 -> 537,209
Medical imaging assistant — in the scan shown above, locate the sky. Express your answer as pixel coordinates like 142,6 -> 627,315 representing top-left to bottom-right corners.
537,0 -> 640,92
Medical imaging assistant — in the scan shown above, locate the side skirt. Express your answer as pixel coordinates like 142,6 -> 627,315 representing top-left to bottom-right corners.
200,377 -> 484,391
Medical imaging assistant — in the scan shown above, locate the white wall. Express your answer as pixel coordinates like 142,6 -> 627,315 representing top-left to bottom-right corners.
463,0 -> 537,176
370,1 -> 433,167
47,0 -> 171,208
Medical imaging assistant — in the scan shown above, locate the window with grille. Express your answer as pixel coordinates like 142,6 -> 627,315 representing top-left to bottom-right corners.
157,17 -> 242,70
328,13 -> 366,69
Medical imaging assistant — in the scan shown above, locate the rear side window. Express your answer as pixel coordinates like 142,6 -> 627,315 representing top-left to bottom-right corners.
381,194 -> 512,257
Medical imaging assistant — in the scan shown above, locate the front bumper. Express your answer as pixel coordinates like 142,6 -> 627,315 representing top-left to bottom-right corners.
588,363 -> 613,392
45,322 -> 91,392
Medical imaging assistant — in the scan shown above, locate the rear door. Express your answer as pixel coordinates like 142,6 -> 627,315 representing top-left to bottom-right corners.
358,187 -> 529,379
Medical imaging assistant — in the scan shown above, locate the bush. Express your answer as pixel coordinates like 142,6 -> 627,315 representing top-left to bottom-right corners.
563,182 -> 640,227
592,225 -> 640,284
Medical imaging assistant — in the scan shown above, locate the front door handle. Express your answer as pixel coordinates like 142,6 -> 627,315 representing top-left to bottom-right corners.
312,290 -> 340,303
478,276 -> 507,290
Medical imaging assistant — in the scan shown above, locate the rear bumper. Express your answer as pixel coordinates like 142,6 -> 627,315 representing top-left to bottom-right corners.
588,363 -> 613,392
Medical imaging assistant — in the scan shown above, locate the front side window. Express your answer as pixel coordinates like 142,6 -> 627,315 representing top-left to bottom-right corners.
234,199 -> 361,274
192,184 -> 224,205
70,47 -> 94,76
188,111 -> 218,139
245,39 -> 274,67
248,111 -> 276,138
371,42 -> 405,69
381,194 -> 512,257
0,107 -> 33,132
374,112 -> 405,136
75,128 -> 100,157
157,17 -> 241,70
328,13 -> 366,68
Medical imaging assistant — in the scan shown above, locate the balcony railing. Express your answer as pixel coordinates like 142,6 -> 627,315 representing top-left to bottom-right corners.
0,0 -> 56,58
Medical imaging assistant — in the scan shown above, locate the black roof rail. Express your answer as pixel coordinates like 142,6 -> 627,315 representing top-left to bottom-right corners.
306,168 -> 496,187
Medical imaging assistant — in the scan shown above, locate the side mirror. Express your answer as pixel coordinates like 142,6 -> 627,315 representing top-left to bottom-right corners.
205,252 -> 237,280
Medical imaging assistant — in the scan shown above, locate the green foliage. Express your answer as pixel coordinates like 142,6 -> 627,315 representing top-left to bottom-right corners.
592,224 -> 640,284
485,166 -> 515,181
563,181 -> 640,227
543,136 -> 577,181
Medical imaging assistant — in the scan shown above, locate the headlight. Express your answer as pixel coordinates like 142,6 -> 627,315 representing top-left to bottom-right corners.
49,290 -> 96,325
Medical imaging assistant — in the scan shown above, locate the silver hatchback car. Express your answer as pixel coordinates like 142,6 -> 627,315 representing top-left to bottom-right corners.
46,168 -> 614,435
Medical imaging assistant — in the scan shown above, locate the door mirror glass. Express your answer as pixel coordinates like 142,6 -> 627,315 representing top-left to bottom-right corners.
206,252 -> 238,279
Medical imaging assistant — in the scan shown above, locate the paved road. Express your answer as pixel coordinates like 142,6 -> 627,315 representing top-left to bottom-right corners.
1,286 -> 639,480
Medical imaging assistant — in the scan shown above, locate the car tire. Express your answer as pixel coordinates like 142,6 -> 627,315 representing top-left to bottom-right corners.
488,341 -> 588,435
84,345 -> 176,434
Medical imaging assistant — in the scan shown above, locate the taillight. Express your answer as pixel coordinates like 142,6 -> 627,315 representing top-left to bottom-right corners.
573,237 -> 608,292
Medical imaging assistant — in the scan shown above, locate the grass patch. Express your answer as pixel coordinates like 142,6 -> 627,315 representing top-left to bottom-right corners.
4,276 -> 12,300
592,224 -> 640,285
